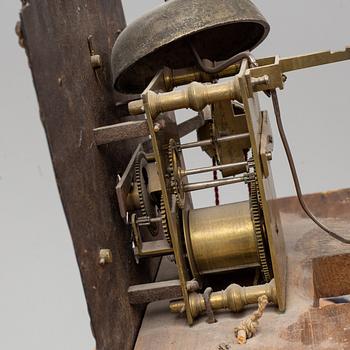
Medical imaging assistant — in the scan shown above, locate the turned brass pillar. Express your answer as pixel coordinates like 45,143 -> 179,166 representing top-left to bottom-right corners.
170,279 -> 277,319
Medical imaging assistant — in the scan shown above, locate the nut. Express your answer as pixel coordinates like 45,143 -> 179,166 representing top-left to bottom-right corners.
99,249 -> 112,265
91,54 -> 102,69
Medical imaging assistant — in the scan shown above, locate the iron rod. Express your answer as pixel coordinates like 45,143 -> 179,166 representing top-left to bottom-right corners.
180,133 -> 250,150
137,216 -> 162,226
184,174 -> 247,192
183,161 -> 249,176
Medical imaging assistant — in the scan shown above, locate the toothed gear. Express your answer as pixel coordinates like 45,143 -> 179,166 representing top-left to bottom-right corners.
168,139 -> 185,209
135,152 -> 158,236
250,168 -> 272,283
160,196 -> 172,245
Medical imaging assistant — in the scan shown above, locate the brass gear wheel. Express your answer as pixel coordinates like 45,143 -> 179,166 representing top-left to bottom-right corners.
135,152 -> 158,236
160,196 -> 172,245
250,168 -> 272,283
168,139 -> 185,209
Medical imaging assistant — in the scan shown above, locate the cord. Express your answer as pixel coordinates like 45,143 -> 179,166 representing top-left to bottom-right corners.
271,89 -> 350,244
189,44 -> 349,244
190,42 -> 257,74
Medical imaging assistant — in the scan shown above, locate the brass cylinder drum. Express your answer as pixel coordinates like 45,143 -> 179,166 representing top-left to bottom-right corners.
184,201 -> 259,276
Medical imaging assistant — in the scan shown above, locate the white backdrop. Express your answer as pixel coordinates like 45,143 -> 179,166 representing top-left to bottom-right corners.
0,1 -> 349,349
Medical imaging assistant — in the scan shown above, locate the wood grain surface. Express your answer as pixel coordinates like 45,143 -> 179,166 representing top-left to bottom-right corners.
19,1 -> 158,349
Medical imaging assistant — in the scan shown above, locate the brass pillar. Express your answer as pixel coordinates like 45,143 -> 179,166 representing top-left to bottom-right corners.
170,279 -> 277,319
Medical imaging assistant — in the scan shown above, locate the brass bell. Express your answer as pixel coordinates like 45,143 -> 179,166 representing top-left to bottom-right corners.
111,0 -> 269,93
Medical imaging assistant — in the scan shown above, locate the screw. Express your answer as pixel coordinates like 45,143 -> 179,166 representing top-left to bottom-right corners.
99,249 -> 112,265
266,151 -> 273,161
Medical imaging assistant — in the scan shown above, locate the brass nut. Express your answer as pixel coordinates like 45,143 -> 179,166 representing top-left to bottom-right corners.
99,249 -> 112,265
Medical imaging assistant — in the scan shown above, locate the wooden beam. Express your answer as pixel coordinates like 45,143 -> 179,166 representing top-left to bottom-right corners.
135,240 -> 174,258
94,114 -> 205,145
128,280 -> 182,304
178,114 -> 205,138
313,253 -> 350,304
19,1 -> 159,349
94,120 -> 148,145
